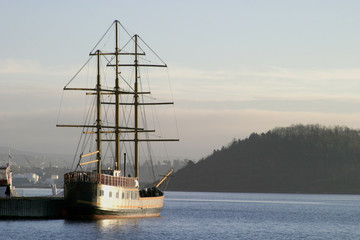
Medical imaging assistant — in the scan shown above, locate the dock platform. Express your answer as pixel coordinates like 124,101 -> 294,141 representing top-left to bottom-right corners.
0,197 -> 64,219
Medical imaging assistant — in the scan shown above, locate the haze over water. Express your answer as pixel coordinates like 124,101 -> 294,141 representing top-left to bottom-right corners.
1,1 -> 359,162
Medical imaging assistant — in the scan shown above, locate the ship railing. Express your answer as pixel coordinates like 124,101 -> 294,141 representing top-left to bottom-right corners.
64,171 -> 136,188
99,174 -> 136,188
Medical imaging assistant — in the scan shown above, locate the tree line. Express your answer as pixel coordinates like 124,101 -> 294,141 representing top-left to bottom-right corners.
167,124 -> 360,193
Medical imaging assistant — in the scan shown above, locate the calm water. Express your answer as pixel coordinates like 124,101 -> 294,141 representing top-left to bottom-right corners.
2,191 -> 360,239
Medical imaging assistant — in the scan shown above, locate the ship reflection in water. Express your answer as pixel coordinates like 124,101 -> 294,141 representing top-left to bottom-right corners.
64,218 -> 142,234
96,218 -> 141,230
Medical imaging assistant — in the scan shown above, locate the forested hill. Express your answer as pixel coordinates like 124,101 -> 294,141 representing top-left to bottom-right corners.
167,124 -> 360,194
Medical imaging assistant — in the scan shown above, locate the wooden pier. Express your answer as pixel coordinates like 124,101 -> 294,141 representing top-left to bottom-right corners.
0,197 -> 64,219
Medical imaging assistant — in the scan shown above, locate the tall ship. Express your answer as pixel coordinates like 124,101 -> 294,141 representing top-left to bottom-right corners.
57,20 -> 178,219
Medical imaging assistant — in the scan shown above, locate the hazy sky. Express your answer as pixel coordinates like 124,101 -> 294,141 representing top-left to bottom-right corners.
0,0 -> 359,161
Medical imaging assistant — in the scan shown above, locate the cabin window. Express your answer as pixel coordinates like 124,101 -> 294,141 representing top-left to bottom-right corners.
100,190 -> 104,196
116,192 -> 119,199
122,192 -> 125,199
109,191 -> 112,198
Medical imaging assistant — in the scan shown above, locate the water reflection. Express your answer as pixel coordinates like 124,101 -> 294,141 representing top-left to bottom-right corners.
64,218 -> 143,235
65,218 -> 140,226
96,218 -> 140,229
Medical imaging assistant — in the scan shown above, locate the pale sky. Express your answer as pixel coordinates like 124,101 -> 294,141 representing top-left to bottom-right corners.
0,0 -> 359,161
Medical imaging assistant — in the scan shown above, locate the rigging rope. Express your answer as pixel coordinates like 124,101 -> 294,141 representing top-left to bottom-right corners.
62,21 -> 177,177
64,56 -> 93,89
167,67 -> 180,138
56,90 -> 65,125
89,21 -> 116,54
138,36 -> 167,66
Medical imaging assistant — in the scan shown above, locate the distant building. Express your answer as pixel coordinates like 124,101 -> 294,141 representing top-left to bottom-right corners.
45,175 -> 59,185
13,173 -> 39,183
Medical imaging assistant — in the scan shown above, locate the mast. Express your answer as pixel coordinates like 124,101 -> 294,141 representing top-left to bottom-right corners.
115,21 -> 121,171
96,50 -> 102,174
134,34 -> 139,179
58,21 -> 178,175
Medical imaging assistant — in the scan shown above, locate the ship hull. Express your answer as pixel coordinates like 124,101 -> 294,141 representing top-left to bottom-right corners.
64,202 -> 163,219
64,180 -> 164,219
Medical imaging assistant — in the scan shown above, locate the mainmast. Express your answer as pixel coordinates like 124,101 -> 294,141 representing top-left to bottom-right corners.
134,34 -> 139,179
96,50 -> 102,174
